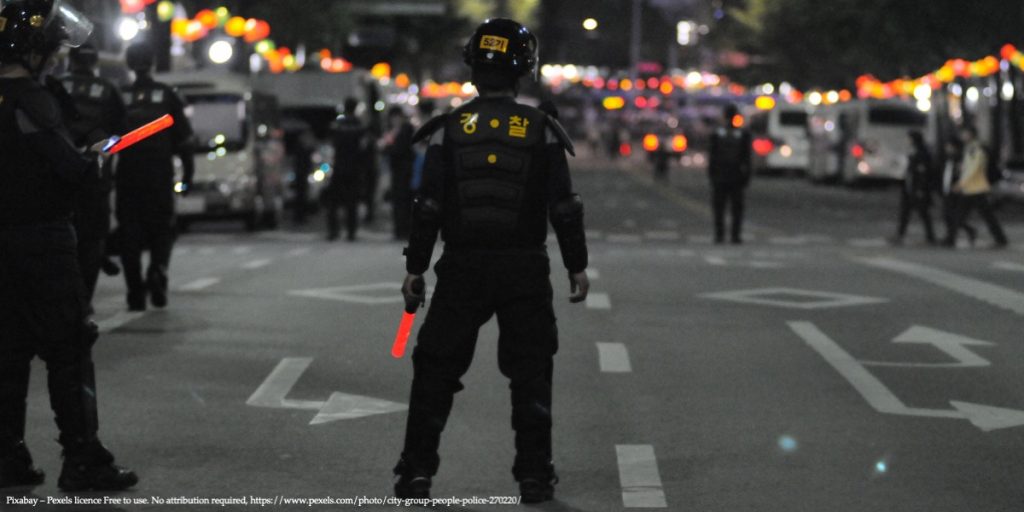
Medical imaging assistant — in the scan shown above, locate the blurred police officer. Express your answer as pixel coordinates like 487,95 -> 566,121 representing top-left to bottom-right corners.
0,0 -> 137,491
393,18 -> 589,504
891,131 -> 936,245
118,41 -> 194,311
707,104 -> 752,244
59,42 -> 126,302
326,97 -> 370,241
381,106 -> 415,240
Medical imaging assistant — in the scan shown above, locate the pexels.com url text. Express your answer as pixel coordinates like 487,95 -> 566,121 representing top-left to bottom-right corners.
6,495 -> 522,507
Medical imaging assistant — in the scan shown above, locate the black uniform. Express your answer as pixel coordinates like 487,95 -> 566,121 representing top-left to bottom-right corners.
326,114 -> 370,240
0,75 -> 101,469
397,95 -> 586,483
59,70 -> 126,300
896,145 -> 936,242
386,119 -> 416,239
708,124 -> 752,243
117,76 -> 194,309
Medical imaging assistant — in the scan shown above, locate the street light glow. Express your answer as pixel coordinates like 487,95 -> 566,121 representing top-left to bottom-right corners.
583,18 -> 598,31
208,40 -> 234,64
118,17 -> 140,41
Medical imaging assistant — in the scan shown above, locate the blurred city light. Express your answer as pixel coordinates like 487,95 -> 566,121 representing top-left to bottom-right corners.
208,40 -> 234,64
582,18 -> 598,31
118,17 -> 141,41
676,21 -> 696,46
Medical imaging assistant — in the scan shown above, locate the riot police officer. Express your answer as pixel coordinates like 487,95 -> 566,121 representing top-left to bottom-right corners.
393,18 -> 590,504
59,43 -> 127,302
117,42 -> 194,311
708,104 -> 752,244
0,0 -> 137,491
326,97 -> 370,241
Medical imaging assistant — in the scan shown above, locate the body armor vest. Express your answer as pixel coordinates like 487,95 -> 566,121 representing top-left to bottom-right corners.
61,73 -> 117,146
443,97 -> 546,246
122,81 -> 176,156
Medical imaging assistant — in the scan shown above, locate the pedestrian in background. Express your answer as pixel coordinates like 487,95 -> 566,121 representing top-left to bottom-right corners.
942,125 -> 1008,248
284,121 -> 316,225
707,103 -> 752,244
381,107 -> 415,240
891,131 -> 936,245
117,42 -> 195,311
326,98 -> 370,241
939,136 -> 977,245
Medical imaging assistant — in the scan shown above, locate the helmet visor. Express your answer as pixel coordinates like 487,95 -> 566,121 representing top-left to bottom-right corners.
45,0 -> 94,48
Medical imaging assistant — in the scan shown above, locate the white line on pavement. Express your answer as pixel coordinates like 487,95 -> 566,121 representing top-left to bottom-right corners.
644,231 -> 681,241
287,247 -> 312,257
246,358 -> 323,410
586,292 -> 612,310
242,259 -> 273,270
232,246 -> 253,255
994,261 -> 1024,273
860,257 -> 1024,316
597,343 -> 632,373
847,237 -> 888,248
96,310 -> 146,334
607,234 -> 643,244
616,445 -> 667,508
585,229 -> 605,240
178,277 -> 221,291
586,268 -> 600,280
197,247 -> 216,256
704,255 -> 728,266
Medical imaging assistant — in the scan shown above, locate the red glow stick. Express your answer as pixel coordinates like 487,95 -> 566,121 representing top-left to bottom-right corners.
104,114 -> 175,154
391,278 -> 424,359
391,311 -> 416,359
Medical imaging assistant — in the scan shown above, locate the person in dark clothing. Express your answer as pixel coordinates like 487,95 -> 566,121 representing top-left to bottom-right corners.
382,107 -> 415,240
326,98 -> 370,241
891,131 -> 937,244
58,43 -> 127,303
284,122 -> 315,225
117,42 -> 195,311
393,18 -> 590,504
0,0 -> 137,492
707,104 -> 752,244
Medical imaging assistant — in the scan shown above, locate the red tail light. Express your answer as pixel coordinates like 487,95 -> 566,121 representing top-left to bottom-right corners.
643,134 -> 660,152
753,138 -> 774,156
851,143 -> 865,159
671,134 -> 688,153
619,142 -> 632,157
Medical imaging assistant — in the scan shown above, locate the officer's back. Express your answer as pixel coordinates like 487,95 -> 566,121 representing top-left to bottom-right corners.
708,117 -> 752,186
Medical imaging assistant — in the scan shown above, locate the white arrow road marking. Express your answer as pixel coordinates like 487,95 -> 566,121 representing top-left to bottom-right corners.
861,326 -> 994,368
616,445 -> 667,508
597,343 -> 632,373
789,321 -> 1024,431
247,358 -> 406,424
860,257 -> 1024,316
178,277 -> 221,292
586,292 -> 612,310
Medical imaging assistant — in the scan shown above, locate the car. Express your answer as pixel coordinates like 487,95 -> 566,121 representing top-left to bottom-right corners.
749,106 -> 812,174
821,100 -> 929,185
994,158 -> 1024,204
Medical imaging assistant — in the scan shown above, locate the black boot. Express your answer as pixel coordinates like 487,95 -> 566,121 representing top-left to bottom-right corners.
58,439 -> 138,492
147,267 -> 168,309
393,458 -> 431,500
519,474 -> 558,504
0,441 -> 45,489
126,290 -> 146,312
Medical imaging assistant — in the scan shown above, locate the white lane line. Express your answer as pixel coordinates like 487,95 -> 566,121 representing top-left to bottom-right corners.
246,357 -> 323,410
586,268 -> 601,280
607,234 -> 643,244
616,445 -> 667,508
645,231 -> 681,241
287,247 -> 312,257
178,277 -> 221,291
994,261 -> 1024,273
861,257 -> 1024,316
597,343 -> 632,373
242,258 -> 273,270
96,311 -> 146,334
232,246 -> 253,255
586,292 -> 612,310
704,255 -> 728,266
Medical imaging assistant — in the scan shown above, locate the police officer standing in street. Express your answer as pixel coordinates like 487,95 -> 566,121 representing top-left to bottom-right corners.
59,42 -> 126,303
326,97 -> 371,241
0,0 -> 137,491
393,19 -> 589,504
118,41 -> 194,311
707,104 -> 752,244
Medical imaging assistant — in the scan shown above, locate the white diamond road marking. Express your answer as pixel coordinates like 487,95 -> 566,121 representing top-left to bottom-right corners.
586,292 -> 612,310
701,287 -> 888,310
616,445 -> 667,508
597,343 -> 632,373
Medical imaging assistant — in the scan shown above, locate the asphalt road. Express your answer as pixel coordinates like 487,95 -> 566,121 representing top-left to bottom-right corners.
6,150 -> 1024,511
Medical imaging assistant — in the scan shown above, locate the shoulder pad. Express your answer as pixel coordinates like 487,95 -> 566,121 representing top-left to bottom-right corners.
412,114 -> 447,144
16,85 -> 62,131
545,114 -> 575,157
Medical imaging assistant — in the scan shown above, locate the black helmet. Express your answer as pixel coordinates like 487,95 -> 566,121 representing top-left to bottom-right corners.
68,41 -> 97,71
125,41 -> 154,73
0,0 -> 93,65
463,18 -> 538,81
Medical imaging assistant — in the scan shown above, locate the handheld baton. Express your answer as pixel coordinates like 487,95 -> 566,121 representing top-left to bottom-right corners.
391,278 -> 425,359
103,114 -> 175,154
